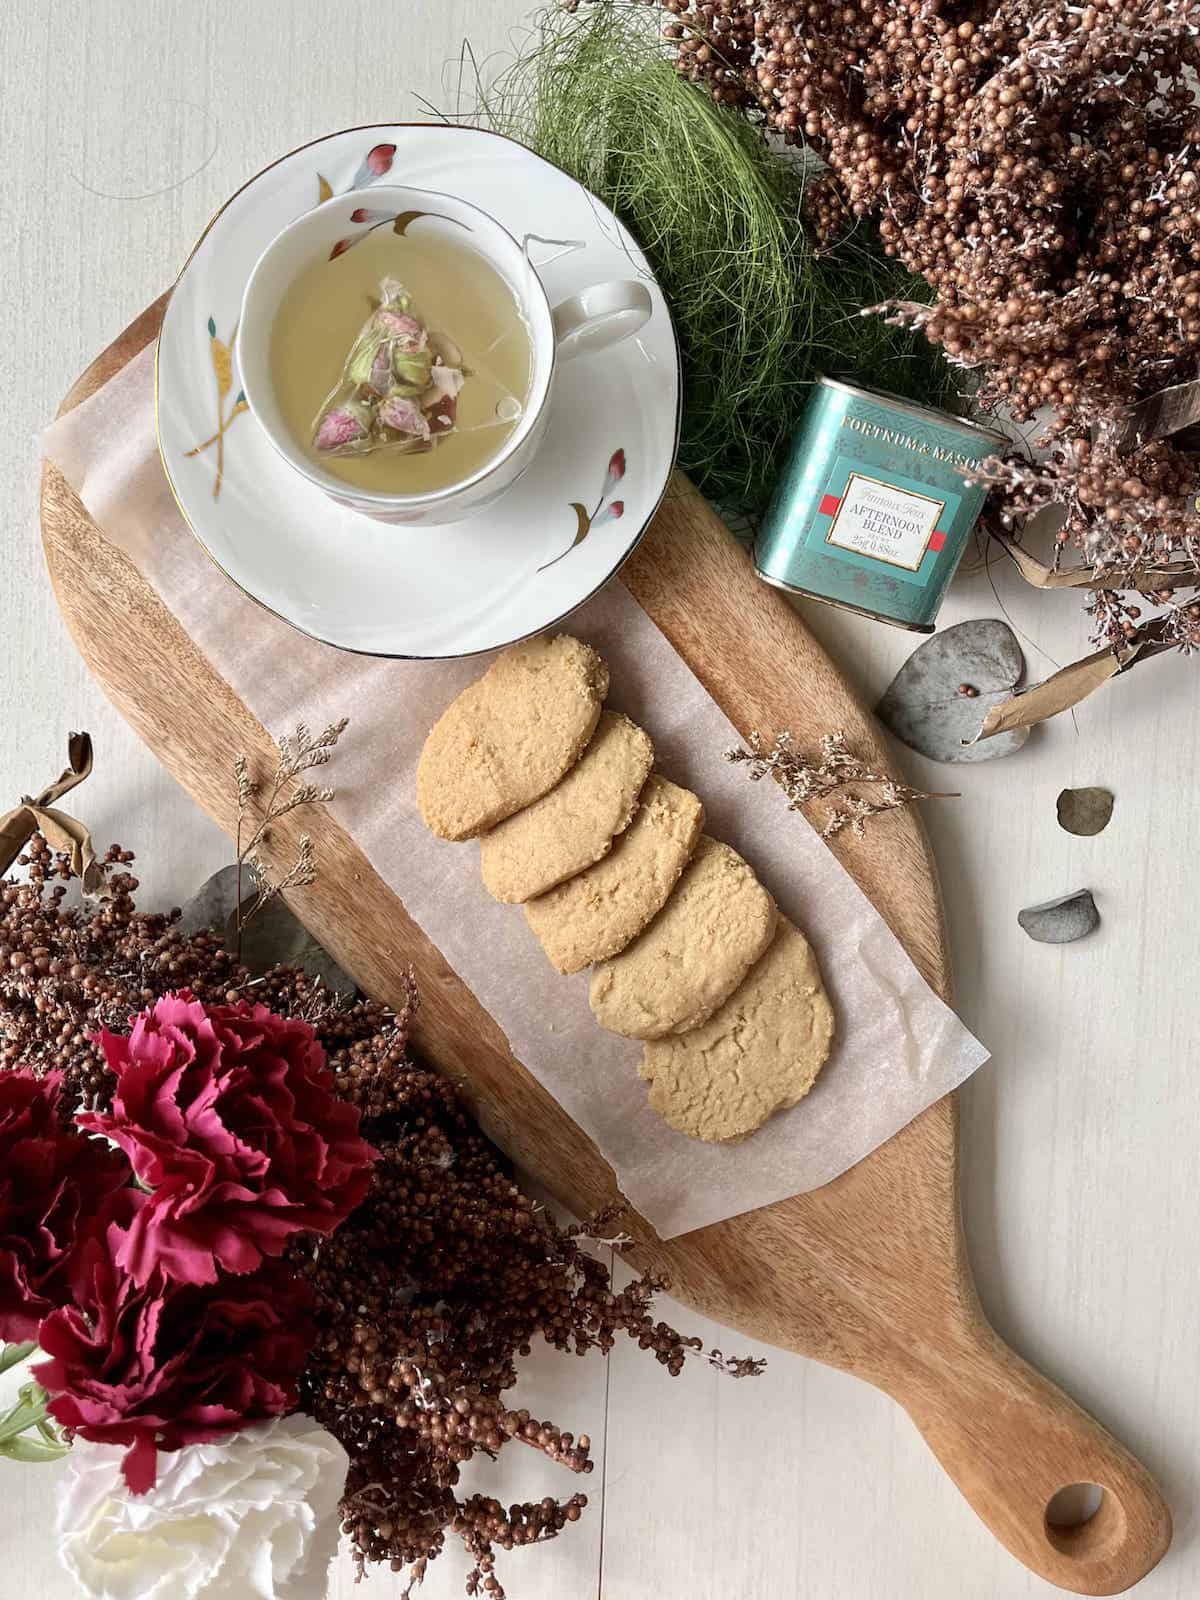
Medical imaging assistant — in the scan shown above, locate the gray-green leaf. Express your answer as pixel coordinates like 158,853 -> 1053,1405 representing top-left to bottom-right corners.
1018,890 -> 1100,944
1056,787 -> 1114,836
392,348 -> 433,391
877,619 -> 1030,763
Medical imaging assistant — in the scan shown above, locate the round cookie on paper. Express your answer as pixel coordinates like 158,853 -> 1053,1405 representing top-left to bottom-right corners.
417,634 -> 609,841
588,835 -> 776,1039
524,774 -> 704,973
638,917 -> 834,1143
480,711 -> 654,903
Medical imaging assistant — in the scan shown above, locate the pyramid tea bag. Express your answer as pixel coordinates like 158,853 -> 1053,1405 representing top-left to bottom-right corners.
272,227 -> 532,497
312,278 -> 469,457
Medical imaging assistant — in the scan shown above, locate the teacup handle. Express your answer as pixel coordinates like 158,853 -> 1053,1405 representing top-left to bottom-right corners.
552,281 -> 653,362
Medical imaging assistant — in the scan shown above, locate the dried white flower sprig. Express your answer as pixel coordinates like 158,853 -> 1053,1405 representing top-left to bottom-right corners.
234,720 -> 349,949
726,730 -> 957,840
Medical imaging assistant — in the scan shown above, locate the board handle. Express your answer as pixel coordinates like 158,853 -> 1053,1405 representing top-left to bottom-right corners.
892,1317 -> 1171,1595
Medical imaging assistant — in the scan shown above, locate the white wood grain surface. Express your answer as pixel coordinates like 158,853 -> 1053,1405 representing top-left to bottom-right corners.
2,2 -> 1197,1596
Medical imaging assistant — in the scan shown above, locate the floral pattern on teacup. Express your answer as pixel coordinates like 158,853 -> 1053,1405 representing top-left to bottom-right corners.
328,205 -> 470,262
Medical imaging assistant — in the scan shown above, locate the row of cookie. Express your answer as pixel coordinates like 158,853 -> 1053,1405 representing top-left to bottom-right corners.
416,634 -> 833,1142
416,637 -> 696,968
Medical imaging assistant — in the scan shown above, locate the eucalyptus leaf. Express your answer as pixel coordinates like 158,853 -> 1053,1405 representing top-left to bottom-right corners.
876,619 -> 1030,764
178,866 -> 357,995
1056,786 -> 1114,836
1018,889 -> 1100,944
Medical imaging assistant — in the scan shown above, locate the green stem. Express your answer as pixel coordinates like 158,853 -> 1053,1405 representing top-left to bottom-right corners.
0,1432 -> 70,1463
0,1341 -> 36,1377
0,1380 -> 70,1463
0,1388 -> 50,1445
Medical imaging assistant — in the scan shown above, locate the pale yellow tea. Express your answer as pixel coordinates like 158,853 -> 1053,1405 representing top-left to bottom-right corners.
271,226 -> 531,495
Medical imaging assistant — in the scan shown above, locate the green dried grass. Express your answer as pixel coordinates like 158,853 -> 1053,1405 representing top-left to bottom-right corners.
441,2 -> 957,519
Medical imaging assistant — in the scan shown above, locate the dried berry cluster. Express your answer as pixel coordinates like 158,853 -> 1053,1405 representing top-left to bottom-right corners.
800,172 -> 851,254
638,0 -> 1200,649
300,1087 -> 713,1595
1,836 -> 759,1598
0,835 -> 244,1108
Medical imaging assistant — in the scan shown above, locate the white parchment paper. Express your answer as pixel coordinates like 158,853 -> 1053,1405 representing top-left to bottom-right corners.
43,345 -> 988,1237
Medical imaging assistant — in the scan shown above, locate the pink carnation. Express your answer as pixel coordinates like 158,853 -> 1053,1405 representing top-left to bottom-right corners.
78,993 -> 375,1286
0,1070 -> 127,1342
35,1192 -> 314,1493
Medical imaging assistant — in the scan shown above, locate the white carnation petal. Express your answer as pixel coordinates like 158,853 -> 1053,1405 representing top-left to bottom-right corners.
57,1416 -> 349,1600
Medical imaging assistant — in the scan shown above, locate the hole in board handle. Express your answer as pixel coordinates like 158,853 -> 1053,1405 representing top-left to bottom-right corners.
1046,1483 -> 1105,1529
1044,1482 -> 1126,1563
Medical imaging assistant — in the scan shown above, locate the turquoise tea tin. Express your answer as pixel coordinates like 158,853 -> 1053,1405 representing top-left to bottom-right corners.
754,378 -> 1008,632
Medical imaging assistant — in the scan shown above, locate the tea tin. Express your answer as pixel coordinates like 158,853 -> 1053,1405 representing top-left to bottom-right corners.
753,377 -> 1008,632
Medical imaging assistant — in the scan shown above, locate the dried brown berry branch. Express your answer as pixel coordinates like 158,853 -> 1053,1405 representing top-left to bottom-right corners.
632,0 -> 1200,654
727,730 -> 957,839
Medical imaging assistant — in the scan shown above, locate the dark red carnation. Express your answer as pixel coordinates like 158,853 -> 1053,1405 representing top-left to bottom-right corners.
78,992 -> 375,1286
34,1191 -> 314,1493
0,1070 -> 128,1342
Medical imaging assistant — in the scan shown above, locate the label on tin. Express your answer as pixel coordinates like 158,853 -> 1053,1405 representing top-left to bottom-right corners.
824,472 -> 946,572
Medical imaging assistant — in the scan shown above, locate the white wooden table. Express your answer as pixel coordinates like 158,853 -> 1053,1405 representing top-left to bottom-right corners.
3,2 -> 1198,1596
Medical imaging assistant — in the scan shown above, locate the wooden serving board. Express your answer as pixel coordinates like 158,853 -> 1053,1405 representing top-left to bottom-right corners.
41,299 -> 1170,1596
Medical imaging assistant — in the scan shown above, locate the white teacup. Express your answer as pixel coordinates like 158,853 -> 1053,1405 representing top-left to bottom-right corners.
236,184 -> 652,525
